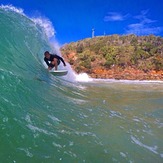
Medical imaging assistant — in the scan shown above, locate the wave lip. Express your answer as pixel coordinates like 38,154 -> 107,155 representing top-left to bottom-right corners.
0,4 -> 24,14
32,17 -> 55,39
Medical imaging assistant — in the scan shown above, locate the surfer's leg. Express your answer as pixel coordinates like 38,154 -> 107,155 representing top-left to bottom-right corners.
51,58 -> 58,70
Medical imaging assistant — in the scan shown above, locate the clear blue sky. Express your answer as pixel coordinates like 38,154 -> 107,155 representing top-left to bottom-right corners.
1,0 -> 163,45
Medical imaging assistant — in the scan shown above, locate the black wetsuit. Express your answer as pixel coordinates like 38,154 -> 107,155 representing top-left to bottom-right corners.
44,54 -> 66,68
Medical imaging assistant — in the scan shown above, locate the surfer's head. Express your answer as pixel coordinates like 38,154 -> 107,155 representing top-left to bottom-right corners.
44,51 -> 50,59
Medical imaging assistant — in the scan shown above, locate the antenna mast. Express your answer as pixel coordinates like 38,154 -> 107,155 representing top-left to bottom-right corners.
92,28 -> 95,38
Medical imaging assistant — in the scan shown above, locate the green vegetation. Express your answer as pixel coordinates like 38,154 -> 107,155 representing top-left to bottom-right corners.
60,34 -> 163,73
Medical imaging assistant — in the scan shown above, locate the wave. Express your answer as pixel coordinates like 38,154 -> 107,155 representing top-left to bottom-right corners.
0,5 -> 48,74
0,5 -> 77,82
0,5 -> 163,163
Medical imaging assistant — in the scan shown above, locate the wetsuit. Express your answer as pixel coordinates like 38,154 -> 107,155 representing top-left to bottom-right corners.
44,54 -> 66,68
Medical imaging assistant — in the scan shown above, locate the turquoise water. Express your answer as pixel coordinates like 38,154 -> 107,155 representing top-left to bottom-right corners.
0,6 -> 163,163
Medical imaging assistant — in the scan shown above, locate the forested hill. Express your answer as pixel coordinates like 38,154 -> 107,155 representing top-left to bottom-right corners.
60,34 -> 163,80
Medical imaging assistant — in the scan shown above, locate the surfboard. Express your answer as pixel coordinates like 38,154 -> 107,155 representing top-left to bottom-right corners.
50,70 -> 68,76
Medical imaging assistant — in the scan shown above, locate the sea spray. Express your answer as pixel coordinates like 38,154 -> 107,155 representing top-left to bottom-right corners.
75,73 -> 93,82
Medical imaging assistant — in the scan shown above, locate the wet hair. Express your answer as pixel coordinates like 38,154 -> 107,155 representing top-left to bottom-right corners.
44,51 -> 49,56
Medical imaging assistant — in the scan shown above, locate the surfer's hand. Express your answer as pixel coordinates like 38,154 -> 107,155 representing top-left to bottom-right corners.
64,63 -> 66,66
48,67 -> 52,70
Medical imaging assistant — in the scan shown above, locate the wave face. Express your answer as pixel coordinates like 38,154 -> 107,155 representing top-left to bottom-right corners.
0,6 -> 163,163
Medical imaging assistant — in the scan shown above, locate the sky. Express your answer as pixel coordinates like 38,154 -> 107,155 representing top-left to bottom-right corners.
1,0 -> 163,45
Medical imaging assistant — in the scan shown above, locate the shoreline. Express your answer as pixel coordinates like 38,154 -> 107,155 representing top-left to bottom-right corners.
83,67 -> 163,81
91,78 -> 163,83
76,72 -> 163,83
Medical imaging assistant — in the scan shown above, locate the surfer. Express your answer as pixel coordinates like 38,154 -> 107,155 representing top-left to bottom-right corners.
44,51 -> 66,70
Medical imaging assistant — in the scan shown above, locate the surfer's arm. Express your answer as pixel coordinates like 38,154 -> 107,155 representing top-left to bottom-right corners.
60,57 -> 66,66
44,57 -> 50,66
55,55 -> 66,66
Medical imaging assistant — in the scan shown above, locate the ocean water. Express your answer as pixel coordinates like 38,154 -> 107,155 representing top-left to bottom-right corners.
0,6 -> 163,163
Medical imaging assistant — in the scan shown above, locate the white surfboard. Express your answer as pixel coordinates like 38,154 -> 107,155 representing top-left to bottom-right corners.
50,70 -> 68,76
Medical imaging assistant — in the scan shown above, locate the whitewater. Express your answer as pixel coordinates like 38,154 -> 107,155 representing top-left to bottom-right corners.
0,5 -> 163,163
